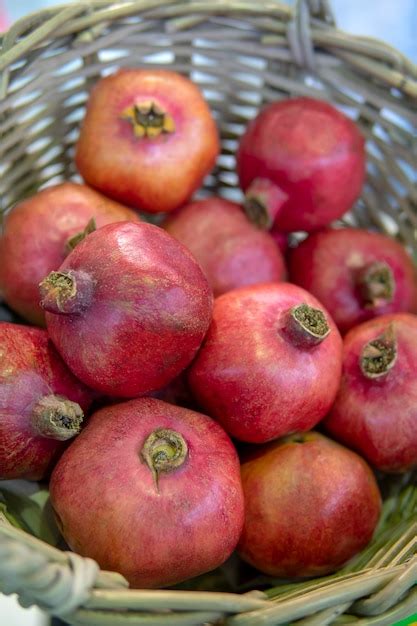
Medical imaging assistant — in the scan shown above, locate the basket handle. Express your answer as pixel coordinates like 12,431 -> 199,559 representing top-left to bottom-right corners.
287,0 -> 336,70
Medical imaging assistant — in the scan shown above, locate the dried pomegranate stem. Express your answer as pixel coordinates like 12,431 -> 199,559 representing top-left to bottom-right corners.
360,324 -> 397,379
141,428 -> 188,490
31,394 -> 83,441
244,178 -> 288,230
283,303 -> 330,348
65,218 -> 96,254
39,270 -> 95,315
356,261 -> 395,308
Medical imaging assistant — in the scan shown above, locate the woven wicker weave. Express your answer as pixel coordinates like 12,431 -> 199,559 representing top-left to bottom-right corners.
0,1 -> 416,624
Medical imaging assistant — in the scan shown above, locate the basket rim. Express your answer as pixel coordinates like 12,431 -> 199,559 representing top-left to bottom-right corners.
1,479 -> 416,625
0,0 -> 416,99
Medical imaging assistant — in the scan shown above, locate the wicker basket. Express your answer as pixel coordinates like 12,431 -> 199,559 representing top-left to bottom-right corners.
0,1 -> 416,624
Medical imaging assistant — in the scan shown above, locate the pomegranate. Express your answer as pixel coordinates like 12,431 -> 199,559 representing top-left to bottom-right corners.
0,323 -> 93,480
238,432 -> 381,577
50,397 -> 244,588
75,69 -> 219,213
270,227 -> 288,256
164,197 -> 286,296
237,97 -> 365,232
289,228 -> 417,334
0,182 -> 139,326
41,222 -> 212,397
188,283 -> 343,443
324,314 -> 417,473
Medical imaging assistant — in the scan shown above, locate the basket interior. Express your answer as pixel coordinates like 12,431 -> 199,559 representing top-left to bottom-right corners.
0,1 -> 416,252
0,5 -> 417,624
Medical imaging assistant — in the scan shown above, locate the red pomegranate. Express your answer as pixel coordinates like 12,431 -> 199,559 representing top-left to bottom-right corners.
237,97 -> 365,232
0,323 -> 93,480
50,397 -> 244,588
238,432 -> 381,577
188,283 -> 343,443
75,69 -> 219,213
270,227 -> 288,256
324,314 -> 417,473
0,182 -> 139,326
164,197 -> 286,296
41,222 -> 213,397
289,228 -> 417,334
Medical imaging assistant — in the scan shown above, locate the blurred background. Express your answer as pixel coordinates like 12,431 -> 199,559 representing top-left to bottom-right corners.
0,0 -> 416,624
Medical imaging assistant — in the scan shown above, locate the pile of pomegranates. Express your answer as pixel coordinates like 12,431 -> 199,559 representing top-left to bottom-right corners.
1,68 -> 415,591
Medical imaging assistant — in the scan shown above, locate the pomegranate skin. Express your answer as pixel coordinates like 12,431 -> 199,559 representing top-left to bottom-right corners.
49,397 -> 244,588
237,98 -> 365,232
164,198 -> 286,296
289,228 -> 417,334
188,283 -> 343,443
0,323 -> 93,480
324,314 -> 417,473
43,222 -> 213,397
75,69 -> 219,213
270,227 -> 288,256
0,182 -> 139,326
238,432 -> 381,578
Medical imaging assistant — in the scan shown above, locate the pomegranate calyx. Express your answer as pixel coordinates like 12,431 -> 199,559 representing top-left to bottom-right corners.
356,261 -> 395,308
40,270 -> 94,315
360,324 -> 397,379
141,428 -> 188,490
65,217 -> 97,254
121,100 -> 176,139
31,394 -> 83,441
284,303 -> 330,348
244,178 -> 288,230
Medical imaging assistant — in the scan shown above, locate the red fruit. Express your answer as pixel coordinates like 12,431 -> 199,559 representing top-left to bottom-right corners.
75,69 -> 219,213
0,323 -> 93,480
237,97 -> 365,232
270,227 -> 288,256
164,198 -> 286,296
41,222 -> 212,397
49,397 -> 244,588
289,228 -> 417,334
324,314 -> 417,473
188,283 -> 343,443
238,432 -> 381,577
0,182 -> 139,326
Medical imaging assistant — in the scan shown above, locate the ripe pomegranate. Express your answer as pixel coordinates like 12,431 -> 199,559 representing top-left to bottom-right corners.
270,227 -> 288,256
0,182 -> 139,326
164,197 -> 286,296
238,432 -> 381,578
289,228 -> 417,334
324,314 -> 417,473
237,97 -> 365,232
50,397 -> 244,588
41,222 -> 212,397
0,323 -> 93,480
75,69 -> 219,213
188,283 -> 342,443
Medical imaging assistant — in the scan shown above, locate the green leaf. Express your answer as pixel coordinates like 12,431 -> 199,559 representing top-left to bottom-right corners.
0,480 -> 61,546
